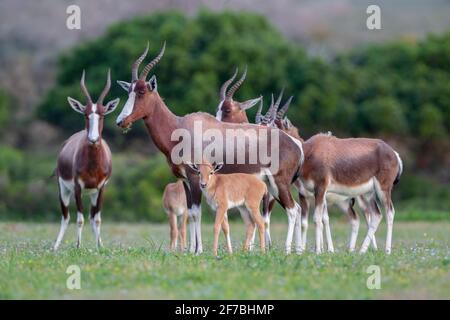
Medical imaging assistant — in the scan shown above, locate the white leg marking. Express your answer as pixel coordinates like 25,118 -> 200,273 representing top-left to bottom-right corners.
54,216 -> 70,251
294,204 -> 303,254
76,211 -> 84,248
322,204 -> 334,253
188,205 -> 202,254
348,215 -> 359,252
385,205 -> 395,254
313,202 -> 325,254
359,211 -> 382,254
285,205 -> 299,255
90,211 -> 102,248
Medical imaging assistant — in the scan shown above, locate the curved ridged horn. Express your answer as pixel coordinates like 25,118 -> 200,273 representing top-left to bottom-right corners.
220,68 -> 238,100
226,65 -> 247,99
80,70 -> 92,103
266,89 -> 284,124
132,42 -> 149,81
261,94 -> 274,125
97,69 -> 111,105
255,97 -> 264,124
139,41 -> 166,80
276,96 -> 293,121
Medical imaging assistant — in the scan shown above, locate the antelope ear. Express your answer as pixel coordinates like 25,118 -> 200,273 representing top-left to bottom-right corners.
117,80 -> 131,92
67,97 -> 85,114
104,98 -> 120,115
147,75 -> 157,92
283,117 -> 292,129
213,162 -> 224,173
185,162 -> 199,173
239,97 -> 261,111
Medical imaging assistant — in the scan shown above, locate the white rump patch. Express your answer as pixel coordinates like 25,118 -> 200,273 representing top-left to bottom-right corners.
288,135 -> 304,165
394,151 -> 403,176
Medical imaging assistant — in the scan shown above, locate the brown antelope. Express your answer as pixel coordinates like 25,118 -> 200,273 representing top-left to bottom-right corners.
186,161 -> 267,256
274,106 -> 403,254
162,180 -> 188,251
116,43 -> 304,255
217,80 -> 380,253
276,115 -> 379,252
53,70 -> 120,251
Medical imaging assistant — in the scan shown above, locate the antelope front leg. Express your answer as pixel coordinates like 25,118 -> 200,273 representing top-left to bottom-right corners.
299,194 -> 309,250
213,206 -> 227,256
90,188 -> 104,249
168,212 -> 178,251
54,179 -> 72,251
179,210 -> 188,251
322,204 -> 334,253
221,213 -> 233,254
184,181 -> 203,255
74,183 -> 84,249
313,188 -> 326,254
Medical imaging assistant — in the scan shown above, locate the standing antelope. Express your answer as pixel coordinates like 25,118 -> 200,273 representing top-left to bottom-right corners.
162,180 -> 188,251
53,70 -> 120,251
115,43 -> 304,255
275,115 -> 378,252
186,161 -> 267,256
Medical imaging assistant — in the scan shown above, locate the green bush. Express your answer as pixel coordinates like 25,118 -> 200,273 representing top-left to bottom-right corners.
37,10 -> 450,143
37,10 -> 306,144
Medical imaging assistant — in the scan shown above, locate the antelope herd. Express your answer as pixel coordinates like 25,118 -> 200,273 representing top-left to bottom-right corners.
53,42 -> 403,257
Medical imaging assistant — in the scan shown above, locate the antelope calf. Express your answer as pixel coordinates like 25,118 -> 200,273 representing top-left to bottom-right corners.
162,180 -> 188,251
186,161 -> 267,256
53,70 -> 119,251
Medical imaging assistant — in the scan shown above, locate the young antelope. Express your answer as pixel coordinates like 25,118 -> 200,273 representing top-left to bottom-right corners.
186,161 -> 267,256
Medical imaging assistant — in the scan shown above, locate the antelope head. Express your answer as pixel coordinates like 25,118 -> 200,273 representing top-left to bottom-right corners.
216,67 -> 262,123
116,42 -> 166,132
67,70 -> 120,145
186,161 -> 224,189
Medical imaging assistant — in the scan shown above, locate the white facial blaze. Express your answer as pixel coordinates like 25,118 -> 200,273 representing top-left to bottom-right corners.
88,104 -> 100,142
215,100 -> 224,120
116,84 -> 136,124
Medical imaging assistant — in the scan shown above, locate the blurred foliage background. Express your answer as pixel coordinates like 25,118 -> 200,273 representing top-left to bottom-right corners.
0,9 -> 449,221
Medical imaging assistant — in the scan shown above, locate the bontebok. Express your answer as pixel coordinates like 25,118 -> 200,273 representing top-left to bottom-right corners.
53,70 -> 119,251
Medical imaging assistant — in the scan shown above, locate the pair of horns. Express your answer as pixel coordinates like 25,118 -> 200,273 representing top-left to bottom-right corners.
131,41 -> 166,81
255,90 -> 293,125
80,69 -> 111,105
220,66 -> 248,100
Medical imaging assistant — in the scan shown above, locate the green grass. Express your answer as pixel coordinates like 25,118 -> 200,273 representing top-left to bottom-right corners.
0,221 -> 448,299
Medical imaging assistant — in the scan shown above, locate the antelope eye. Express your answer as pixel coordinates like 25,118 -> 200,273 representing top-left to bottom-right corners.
210,172 -> 214,175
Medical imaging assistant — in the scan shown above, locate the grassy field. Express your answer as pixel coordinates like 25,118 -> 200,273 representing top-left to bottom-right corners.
0,221 -> 448,299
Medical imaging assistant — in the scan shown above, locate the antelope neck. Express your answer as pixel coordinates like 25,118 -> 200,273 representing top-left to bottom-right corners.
142,96 -> 179,157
